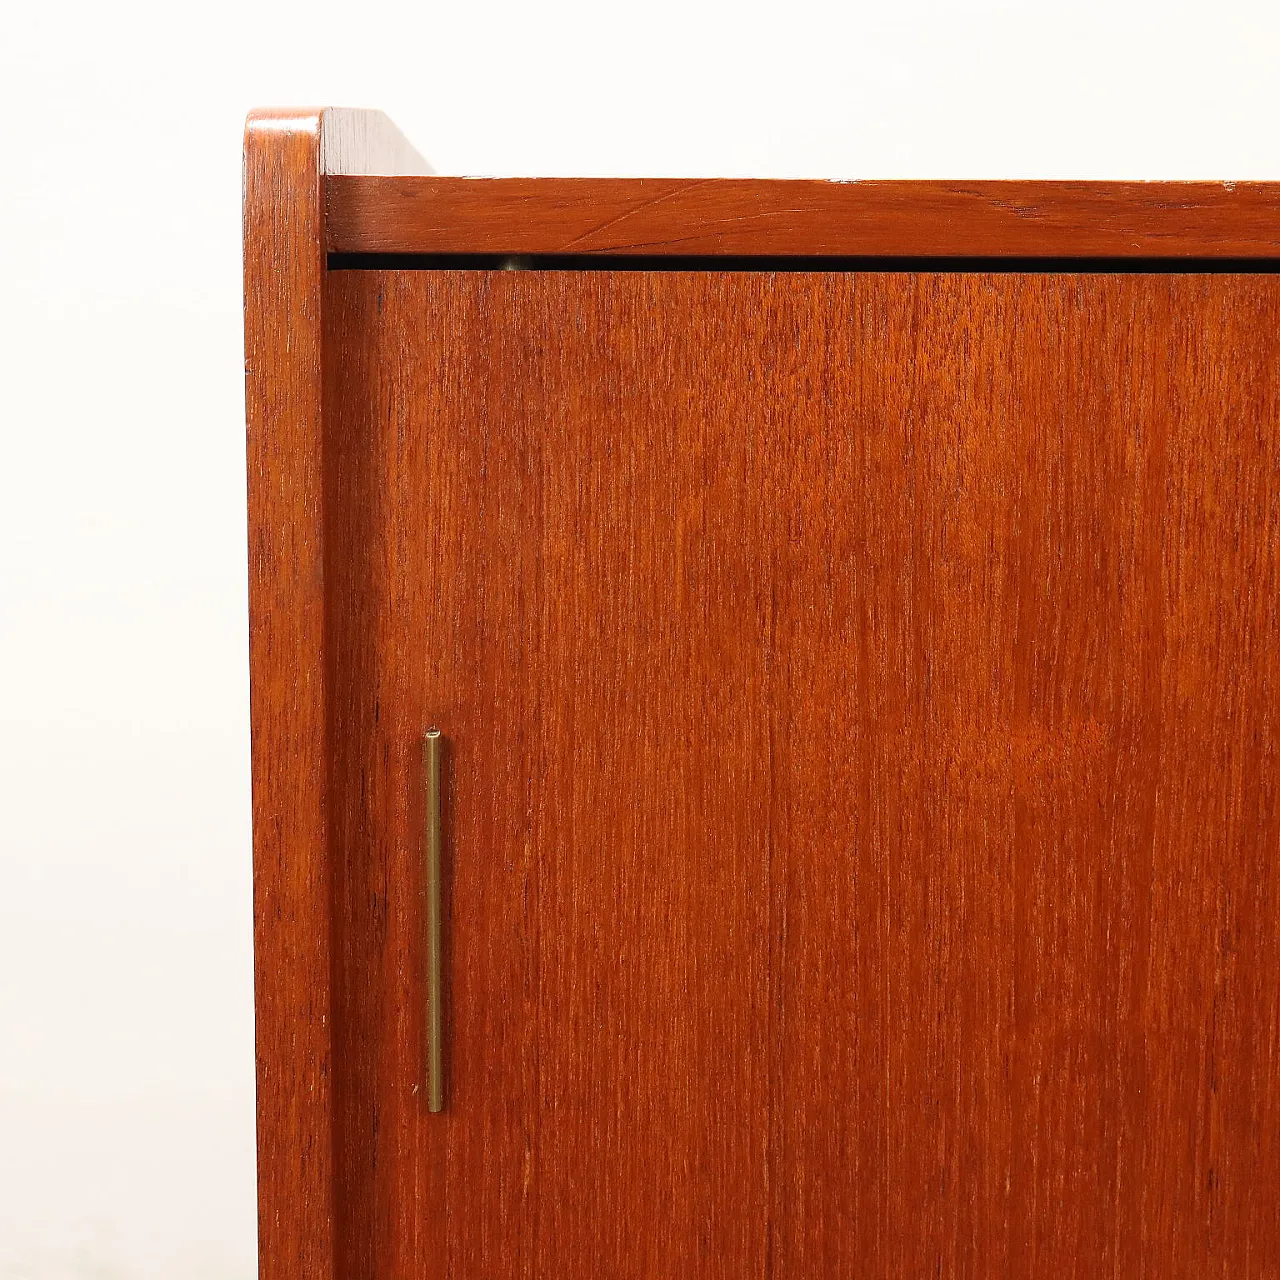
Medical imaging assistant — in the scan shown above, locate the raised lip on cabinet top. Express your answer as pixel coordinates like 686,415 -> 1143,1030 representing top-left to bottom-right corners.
326,175 -> 1280,260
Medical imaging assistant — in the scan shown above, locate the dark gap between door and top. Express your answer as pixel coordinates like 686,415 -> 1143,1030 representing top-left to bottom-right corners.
328,253 -> 1280,273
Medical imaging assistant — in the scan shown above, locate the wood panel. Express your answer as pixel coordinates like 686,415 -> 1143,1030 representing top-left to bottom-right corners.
244,107 -> 335,1280
320,266 -> 1280,1277
764,273 -> 1280,1275
326,176 -> 1280,258
243,106 -> 428,1280
322,269 -> 776,1280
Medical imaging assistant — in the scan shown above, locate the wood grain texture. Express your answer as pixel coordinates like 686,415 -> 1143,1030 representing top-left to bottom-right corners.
327,176 -> 1280,257
318,109 -> 431,178
244,106 -> 334,1280
320,266 -> 1280,1277
243,107 -> 430,1280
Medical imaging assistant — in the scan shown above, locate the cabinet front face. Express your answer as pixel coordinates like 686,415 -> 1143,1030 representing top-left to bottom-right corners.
319,267 -> 1280,1278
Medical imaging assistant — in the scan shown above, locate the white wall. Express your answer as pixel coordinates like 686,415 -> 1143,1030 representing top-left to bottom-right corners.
2,1 -> 1278,1275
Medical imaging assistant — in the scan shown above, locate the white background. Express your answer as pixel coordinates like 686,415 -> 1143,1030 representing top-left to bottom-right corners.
2,2 -> 1279,1275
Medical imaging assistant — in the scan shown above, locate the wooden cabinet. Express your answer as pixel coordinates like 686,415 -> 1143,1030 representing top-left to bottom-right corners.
245,109 -> 1280,1279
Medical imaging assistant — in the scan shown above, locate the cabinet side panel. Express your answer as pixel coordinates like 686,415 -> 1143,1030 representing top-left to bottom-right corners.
243,110 -> 336,1280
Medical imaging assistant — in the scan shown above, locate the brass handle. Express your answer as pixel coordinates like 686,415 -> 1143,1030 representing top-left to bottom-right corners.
424,729 -> 444,1112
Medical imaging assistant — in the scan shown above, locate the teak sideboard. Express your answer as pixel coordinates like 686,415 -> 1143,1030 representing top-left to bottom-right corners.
244,108 -> 1280,1278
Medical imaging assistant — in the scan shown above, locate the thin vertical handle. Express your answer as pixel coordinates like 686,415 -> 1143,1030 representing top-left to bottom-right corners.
424,729 -> 444,1112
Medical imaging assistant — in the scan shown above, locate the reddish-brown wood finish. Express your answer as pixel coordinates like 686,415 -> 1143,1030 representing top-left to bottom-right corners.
327,175 -> 1280,257
249,108 -> 1280,1280
244,107 -> 336,1280
320,266 -> 1280,1278
244,107 -> 428,1280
